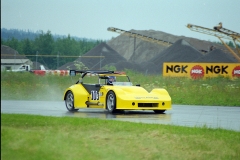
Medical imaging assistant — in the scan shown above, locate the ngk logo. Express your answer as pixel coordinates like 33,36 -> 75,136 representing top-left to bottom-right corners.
190,65 -> 204,79
191,69 -> 202,74
206,65 -> 228,74
232,66 -> 240,78
166,65 -> 188,73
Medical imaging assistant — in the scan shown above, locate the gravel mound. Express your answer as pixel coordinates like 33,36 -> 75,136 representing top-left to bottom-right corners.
107,29 -> 170,63
58,62 -> 76,70
107,29 -> 230,64
59,42 -> 127,70
193,49 -> 238,63
146,39 -> 204,73
111,61 -> 143,73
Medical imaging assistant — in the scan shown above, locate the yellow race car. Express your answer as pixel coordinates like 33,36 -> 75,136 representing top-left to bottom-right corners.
63,70 -> 171,113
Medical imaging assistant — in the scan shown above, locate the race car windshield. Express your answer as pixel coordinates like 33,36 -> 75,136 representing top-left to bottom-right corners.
110,76 -> 132,86
112,82 -> 133,86
99,75 -> 132,86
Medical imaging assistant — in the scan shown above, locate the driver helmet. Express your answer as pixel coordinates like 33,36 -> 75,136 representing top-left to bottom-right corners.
107,76 -> 116,84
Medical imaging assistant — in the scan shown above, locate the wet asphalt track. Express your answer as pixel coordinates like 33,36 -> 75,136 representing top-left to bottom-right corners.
1,100 -> 240,132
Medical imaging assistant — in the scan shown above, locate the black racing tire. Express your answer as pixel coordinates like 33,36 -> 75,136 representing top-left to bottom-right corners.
65,91 -> 79,112
106,91 -> 116,113
154,110 -> 166,114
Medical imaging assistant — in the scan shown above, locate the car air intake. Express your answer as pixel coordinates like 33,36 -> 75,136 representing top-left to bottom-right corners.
138,103 -> 158,107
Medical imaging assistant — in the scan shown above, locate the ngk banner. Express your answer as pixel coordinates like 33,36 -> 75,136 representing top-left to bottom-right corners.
163,63 -> 240,79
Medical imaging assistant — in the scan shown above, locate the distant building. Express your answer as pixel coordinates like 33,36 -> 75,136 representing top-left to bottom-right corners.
1,45 -> 32,71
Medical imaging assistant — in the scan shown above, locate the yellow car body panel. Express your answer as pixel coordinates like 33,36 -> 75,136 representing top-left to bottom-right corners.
64,84 -> 89,108
102,86 -> 171,110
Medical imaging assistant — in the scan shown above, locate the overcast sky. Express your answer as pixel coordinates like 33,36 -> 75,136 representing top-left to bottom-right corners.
1,0 -> 240,42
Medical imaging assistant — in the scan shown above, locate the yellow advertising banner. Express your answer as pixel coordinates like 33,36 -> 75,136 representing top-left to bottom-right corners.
163,63 -> 240,79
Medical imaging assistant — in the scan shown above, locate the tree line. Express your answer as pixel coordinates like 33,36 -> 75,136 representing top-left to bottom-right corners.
1,30 -> 104,69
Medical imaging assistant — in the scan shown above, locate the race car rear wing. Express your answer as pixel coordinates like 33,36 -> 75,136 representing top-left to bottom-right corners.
69,70 -> 115,78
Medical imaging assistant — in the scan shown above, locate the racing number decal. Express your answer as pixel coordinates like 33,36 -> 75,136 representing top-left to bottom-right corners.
91,90 -> 99,100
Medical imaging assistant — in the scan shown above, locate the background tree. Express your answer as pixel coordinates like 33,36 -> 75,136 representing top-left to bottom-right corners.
1,29 -> 103,69
34,30 -> 54,53
22,38 -> 33,55
33,30 -> 55,68
4,37 -> 19,51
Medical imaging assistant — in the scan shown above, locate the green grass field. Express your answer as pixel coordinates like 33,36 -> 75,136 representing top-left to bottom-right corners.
1,71 -> 240,106
1,71 -> 240,160
1,114 -> 240,160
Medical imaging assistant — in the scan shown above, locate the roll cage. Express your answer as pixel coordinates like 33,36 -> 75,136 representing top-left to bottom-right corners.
69,70 -> 131,85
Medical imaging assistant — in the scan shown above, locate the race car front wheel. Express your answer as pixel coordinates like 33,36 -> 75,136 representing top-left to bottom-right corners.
106,91 -> 116,113
65,91 -> 79,112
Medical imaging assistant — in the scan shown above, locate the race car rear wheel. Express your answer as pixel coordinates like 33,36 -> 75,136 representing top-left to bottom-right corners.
65,91 -> 79,112
106,91 -> 116,113
154,110 -> 165,114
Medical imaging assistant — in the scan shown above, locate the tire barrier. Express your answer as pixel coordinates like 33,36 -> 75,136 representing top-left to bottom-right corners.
31,70 -> 46,76
46,70 -> 70,76
31,70 -> 70,76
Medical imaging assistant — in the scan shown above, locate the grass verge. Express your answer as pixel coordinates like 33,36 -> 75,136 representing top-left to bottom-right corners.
1,114 -> 240,160
1,71 -> 240,106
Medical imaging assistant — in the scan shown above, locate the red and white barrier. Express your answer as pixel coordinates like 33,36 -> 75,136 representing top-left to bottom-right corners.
31,70 -> 70,76
46,70 -> 69,76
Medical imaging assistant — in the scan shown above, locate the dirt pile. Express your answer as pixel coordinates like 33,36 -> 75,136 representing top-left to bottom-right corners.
111,61 -> 143,73
107,29 -> 170,63
107,29 -> 231,64
193,49 -> 238,63
151,39 -> 203,63
58,62 -> 76,70
145,39 -> 204,74
59,42 -> 127,70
